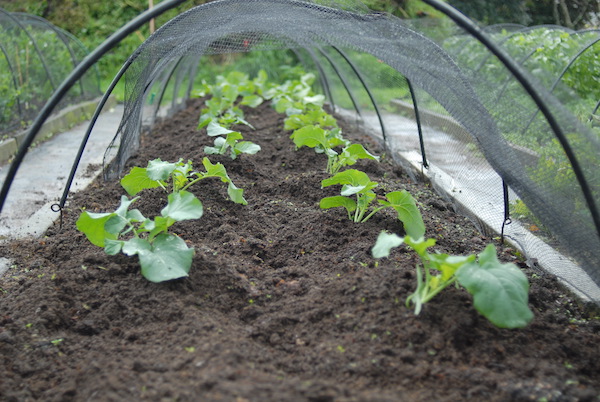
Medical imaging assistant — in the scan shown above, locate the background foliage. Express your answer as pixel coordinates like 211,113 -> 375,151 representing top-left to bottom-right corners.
2,0 -> 597,90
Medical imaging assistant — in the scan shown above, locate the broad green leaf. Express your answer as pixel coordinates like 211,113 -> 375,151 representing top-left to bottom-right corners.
207,121 -> 234,136
227,182 -> 248,205
204,146 -> 221,155
290,125 -> 328,148
379,191 -> 425,240
404,236 -> 436,257
301,73 -> 316,86
138,234 -> 194,282
284,115 -> 305,131
114,195 -> 138,217
105,214 -> 129,235
253,69 -> 268,89
198,113 -> 213,129
148,216 -> 174,240
303,94 -> 325,106
322,170 -> 378,195
428,253 -> 475,281
202,157 -> 227,179
340,144 -> 379,166
76,211 -> 117,247
122,237 -> 152,256
161,191 -> 203,221
340,184 -> 367,196
120,167 -> 161,196
104,239 -> 124,255
225,70 -> 248,85
147,159 -> 178,181
140,218 -> 155,232
372,231 -> 404,258
127,209 -> 145,222
224,131 -> 244,147
235,141 -> 261,155
456,244 -> 534,329
274,98 -> 292,114
320,196 -> 357,217
104,195 -> 139,234
285,106 -> 304,116
240,94 -> 263,108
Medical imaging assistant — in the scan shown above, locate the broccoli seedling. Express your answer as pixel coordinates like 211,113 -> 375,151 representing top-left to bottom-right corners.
291,125 -> 378,174
203,122 -> 261,160
372,232 -> 534,329
120,156 -> 247,205
320,169 -> 425,239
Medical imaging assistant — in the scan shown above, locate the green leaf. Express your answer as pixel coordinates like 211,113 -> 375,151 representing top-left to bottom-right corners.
320,196 -> 357,218
428,253 -> 475,281
456,244 -> 534,329
127,209 -> 145,222
303,94 -> 325,106
104,195 -> 139,234
235,141 -> 261,155
240,94 -> 263,108
227,182 -> 248,205
322,170 -> 378,195
76,211 -> 117,247
284,115 -> 305,131
404,236 -> 436,257
204,145 -> 221,155
379,191 -> 425,239
198,113 -> 213,129
207,121 -> 234,136
224,131 -> 244,146
148,216 -> 173,240
138,234 -> 194,283
341,184 -> 368,197
120,167 -> 161,196
147,159 -> 178,181
291,125 -> 328,149
104,214 -> 129,235
104,239 -> 124,255
122,237 -> 152,256
372,231 -> 404,258
202,157 -> 227,179
274,97 -> 292,114
339,144 -> 379,166
161,191 -> 203,221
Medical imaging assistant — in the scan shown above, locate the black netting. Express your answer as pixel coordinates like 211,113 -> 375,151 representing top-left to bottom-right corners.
98,0 -> 600,301
0,8 -> 101,135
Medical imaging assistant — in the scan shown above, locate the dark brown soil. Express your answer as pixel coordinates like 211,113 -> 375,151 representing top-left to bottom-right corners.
1,99 -> 599,401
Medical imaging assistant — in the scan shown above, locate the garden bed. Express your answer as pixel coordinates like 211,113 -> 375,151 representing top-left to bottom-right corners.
1,98 -> 599,401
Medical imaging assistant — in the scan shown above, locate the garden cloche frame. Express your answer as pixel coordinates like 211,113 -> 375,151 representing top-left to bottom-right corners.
0,0 -> 599,303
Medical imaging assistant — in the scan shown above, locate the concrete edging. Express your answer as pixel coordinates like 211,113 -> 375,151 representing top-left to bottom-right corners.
0,95 -> 117,165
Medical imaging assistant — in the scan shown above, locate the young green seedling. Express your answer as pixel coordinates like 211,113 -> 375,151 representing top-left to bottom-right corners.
263,72 -> 325,115
372,232 -> 534,329
77,192 -> 201,283
196,71 -> 266,130
320,169 -> 425,239
203,121 -> 261,160
120,156 -> 247,205
284,104 -> 338,131
291,125 -> 378,174
78,157 -> 249,282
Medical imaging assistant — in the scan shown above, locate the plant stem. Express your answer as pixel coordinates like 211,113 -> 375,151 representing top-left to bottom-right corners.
181,174 -> 205,192
361,206 -> 384,223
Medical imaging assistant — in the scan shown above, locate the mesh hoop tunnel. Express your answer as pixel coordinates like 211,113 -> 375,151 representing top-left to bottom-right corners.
1,0 -> 599,301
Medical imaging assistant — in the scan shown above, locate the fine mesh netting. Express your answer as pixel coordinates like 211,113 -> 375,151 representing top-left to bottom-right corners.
0,8 -> 100,135
102,0 -> 600,301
